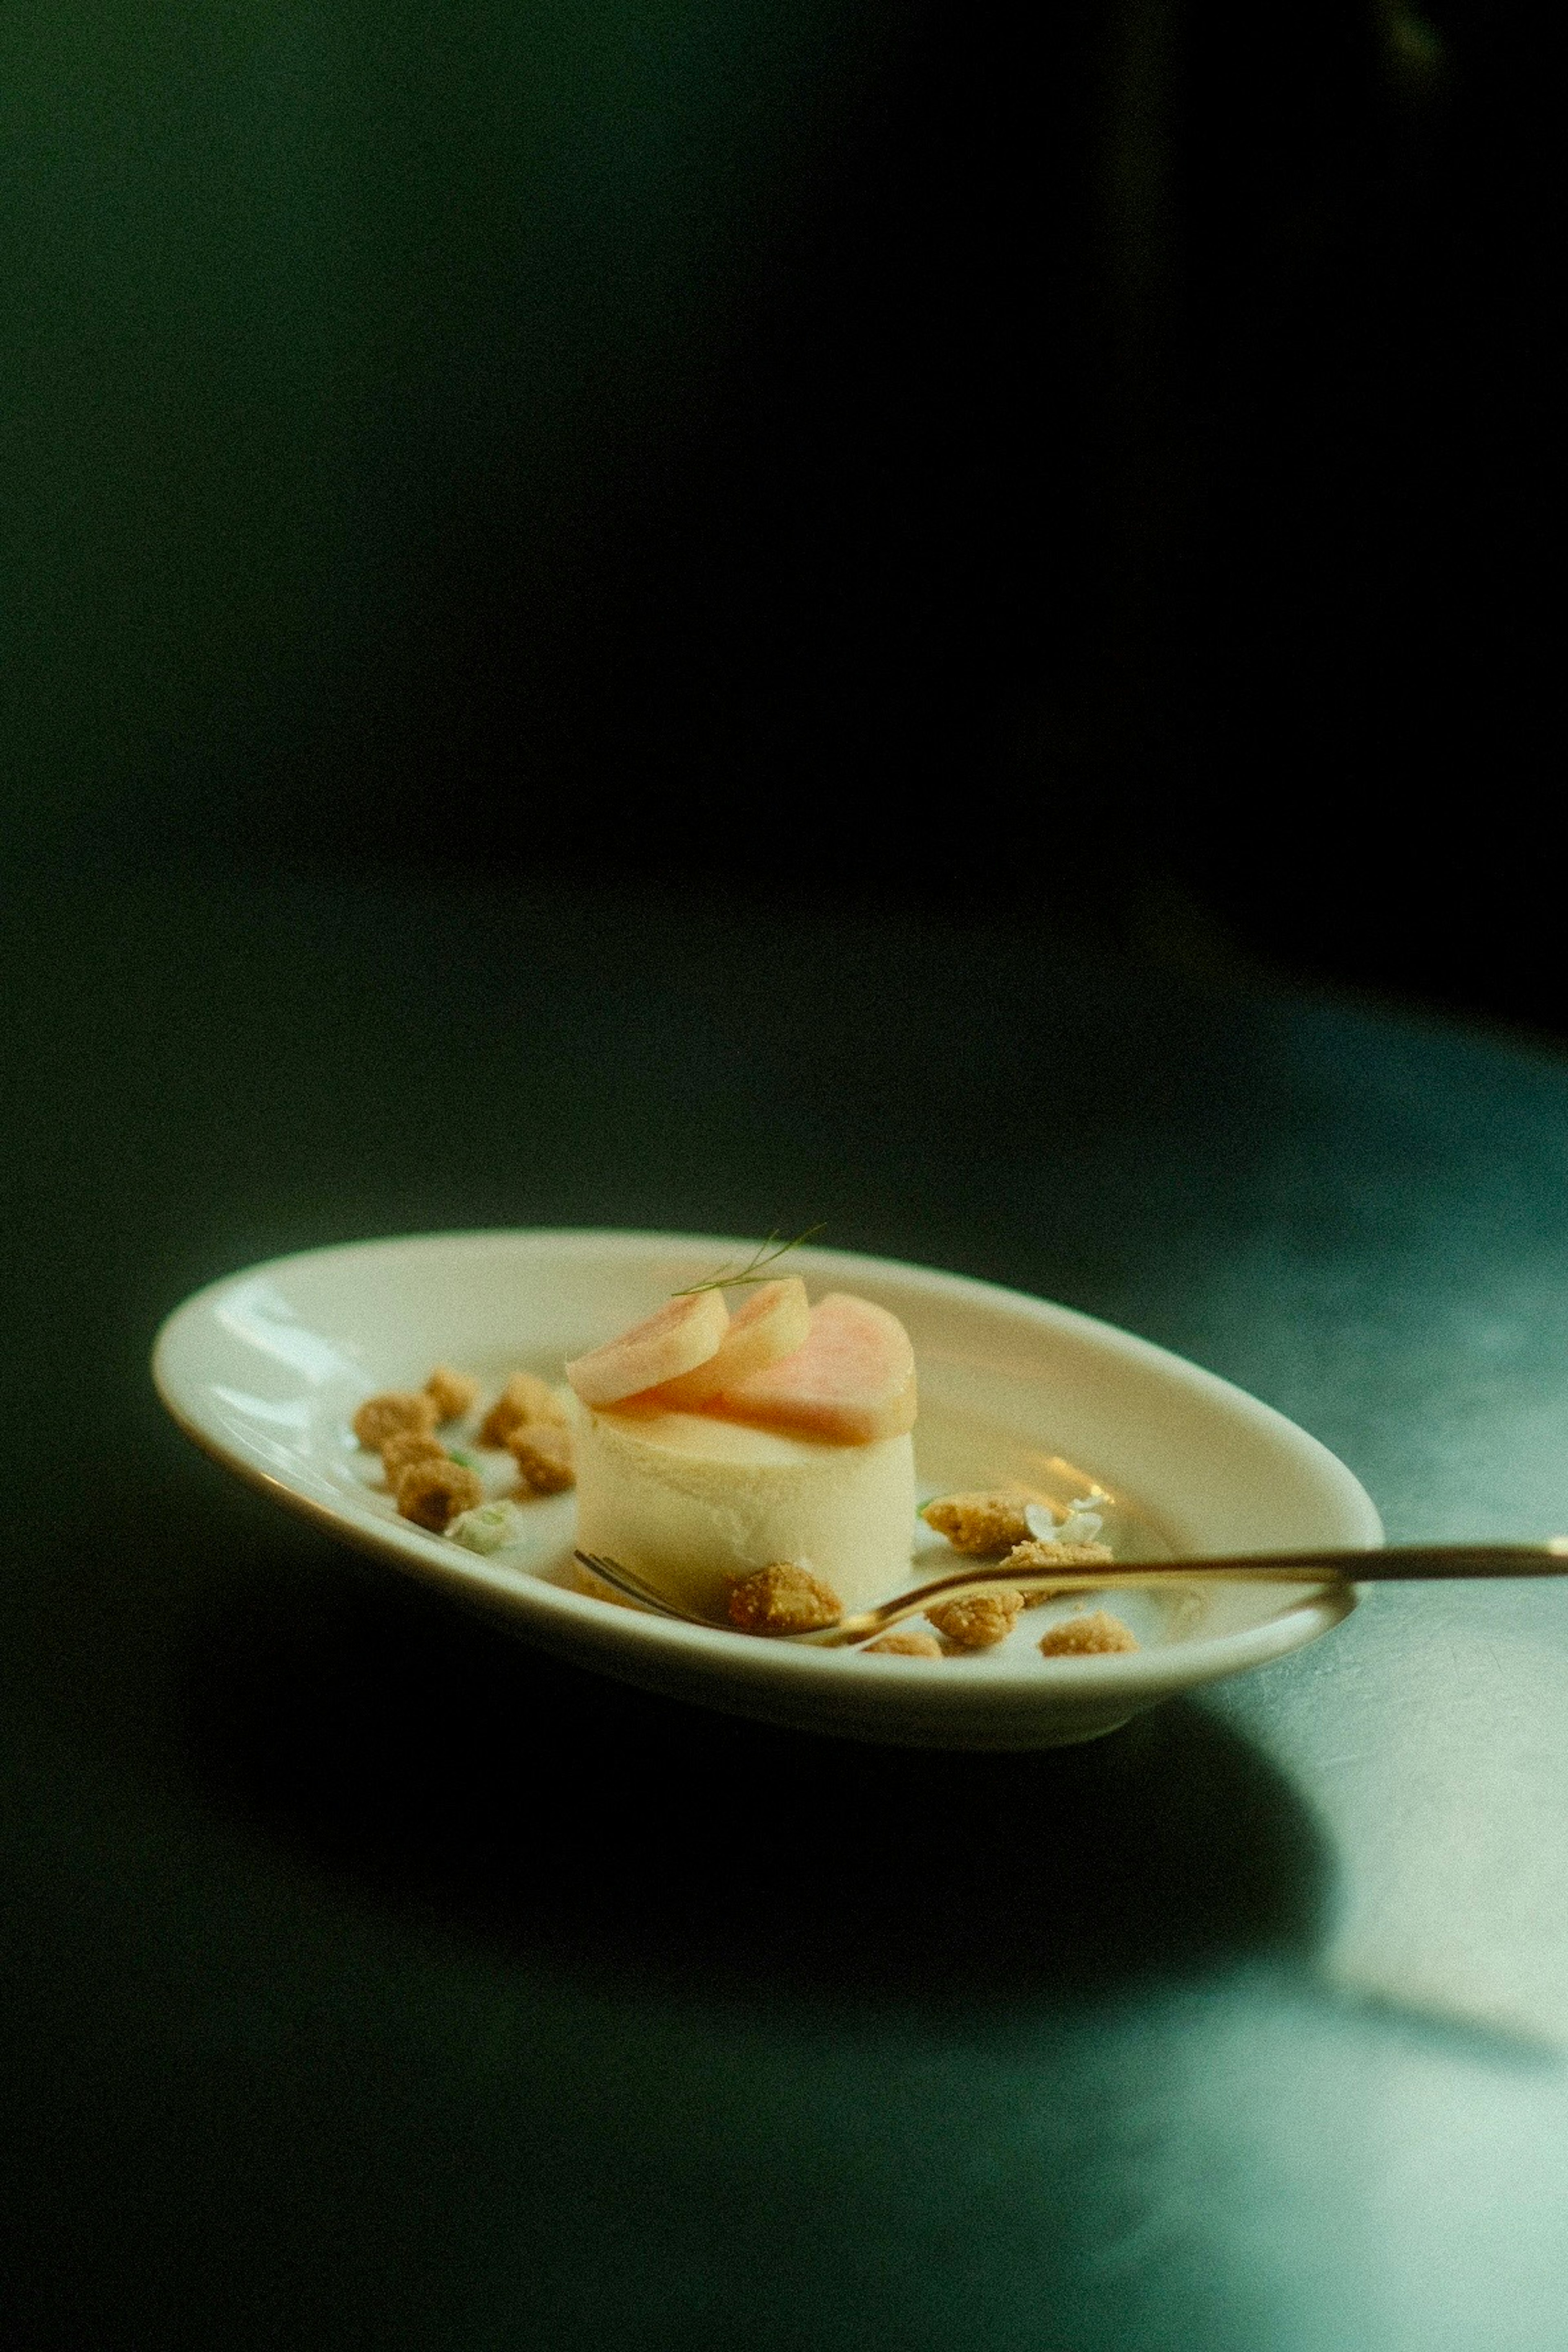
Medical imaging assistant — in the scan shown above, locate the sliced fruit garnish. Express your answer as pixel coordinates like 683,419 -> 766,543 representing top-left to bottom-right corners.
566,1288 -> 730,1407
638,1277 -> 811,1410
704,1292 -> 916,1443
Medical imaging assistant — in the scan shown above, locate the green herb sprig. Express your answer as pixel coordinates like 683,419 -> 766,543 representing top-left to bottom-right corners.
672,1225 -> 825,1296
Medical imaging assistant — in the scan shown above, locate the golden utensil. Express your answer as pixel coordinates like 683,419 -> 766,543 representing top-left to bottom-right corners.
575,1539 -> 1568,1647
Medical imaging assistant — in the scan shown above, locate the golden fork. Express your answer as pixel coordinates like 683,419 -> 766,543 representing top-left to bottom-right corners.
574,1540 -> 1568,1648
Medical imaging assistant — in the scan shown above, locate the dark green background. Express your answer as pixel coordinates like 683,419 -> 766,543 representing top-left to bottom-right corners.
6,0 -> 1555,1020
4,0 -> 1090,868
2,0 -> 900,833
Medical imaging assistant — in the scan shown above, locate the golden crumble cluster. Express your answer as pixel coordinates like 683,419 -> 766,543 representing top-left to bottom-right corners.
508,1419 -> 575,1496
1038,1609 -> 1138,1657
352,1361 -> 576,1529
727,1562 -> 844,1635
859,1486 -> 1134,1660
425,1364 -> 479,1422
998,1535 -> 1116,1603
920,1490 -> 1038,1555
381,1429 -> 447,1482
926,1588 -> 1025,1650
352,1390 -> 439,1451
480,1371 -> 566,1449
395,1457 -> 486,1532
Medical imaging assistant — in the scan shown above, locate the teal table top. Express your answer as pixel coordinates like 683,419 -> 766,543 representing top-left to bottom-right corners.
6,861 -> 1568,2351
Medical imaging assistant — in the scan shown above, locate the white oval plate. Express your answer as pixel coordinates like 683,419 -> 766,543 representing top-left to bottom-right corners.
152,1230 -> 1379,1748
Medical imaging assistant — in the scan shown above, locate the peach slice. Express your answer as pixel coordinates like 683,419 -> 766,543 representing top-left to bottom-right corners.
566,1288 -> 729,1407
638,1277 -> 811,1410
705,1292 -> 917,1444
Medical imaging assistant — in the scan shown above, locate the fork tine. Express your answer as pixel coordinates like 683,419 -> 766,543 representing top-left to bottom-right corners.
573,1550 -> 692,1619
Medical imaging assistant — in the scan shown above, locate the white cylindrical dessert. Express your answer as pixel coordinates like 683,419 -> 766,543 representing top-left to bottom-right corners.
573,1399 -> 916,1618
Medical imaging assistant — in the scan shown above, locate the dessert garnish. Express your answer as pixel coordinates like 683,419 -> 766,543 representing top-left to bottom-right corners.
352,1389 -> 439,1450
447,1499 -> 534,1555
726,1561 -> 844,1634
1004,1506 -> 1115,1601
380,1428 -> 447,1482
566,1289 -> 731,1405
918,1489 -> 1114,1608
480,1370 -> 568,1448
1024,1498 -> 1108,1546
699,1291 -> 915,1443
926,1588 -> 1026,1649
1038,1610 -> 1139,1656
425,1365 -> 480,1422
919,1490 -> 1110,1558
670,1224 -> 825,1295
508,1420 -> 575,1495
637,1279 -> 811,1410
920,1490 -> 1036,1555
394,1456 -> 485,1531
1002,1537 -> 1116,1580
352,1363 -> 577,1523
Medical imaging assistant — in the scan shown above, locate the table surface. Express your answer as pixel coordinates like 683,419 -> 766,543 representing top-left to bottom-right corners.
7,858 -> 1568,2352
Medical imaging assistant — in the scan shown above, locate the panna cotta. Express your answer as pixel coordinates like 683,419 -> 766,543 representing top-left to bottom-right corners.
567,1278 -> 920,1618
573,1401 -> 916,1617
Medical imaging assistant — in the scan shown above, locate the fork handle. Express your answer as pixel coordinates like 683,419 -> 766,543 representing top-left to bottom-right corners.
809,1541 -> 1568,1645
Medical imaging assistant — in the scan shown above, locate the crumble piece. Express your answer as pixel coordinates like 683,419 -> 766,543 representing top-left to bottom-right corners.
1039,1610 -> 1139,1657
927,1588 -> 1025,1649
447,1499 -> 532,1555
380,1429 -> 448,1483
480,1370 -> 568,1448
727,1561 -> 844,1635
920,1490 -> 1037,1555
508,1420 -> 575,1496
395,1457 -> 485,1532
864,1630 -> 943,1657
1000,1535 -> 1116,1602
425,1364 -> 480,1423
352,1389 -> 439,1450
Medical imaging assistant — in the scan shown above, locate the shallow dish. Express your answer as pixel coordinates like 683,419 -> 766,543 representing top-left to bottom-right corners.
152,1230 -> 1379,1748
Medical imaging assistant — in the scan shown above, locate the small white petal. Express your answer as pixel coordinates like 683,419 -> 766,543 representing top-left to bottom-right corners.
447,1498 -> 532,1555
1058,1510 -> 1104,1544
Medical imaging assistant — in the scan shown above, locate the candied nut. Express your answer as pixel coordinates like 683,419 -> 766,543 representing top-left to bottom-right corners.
728,1562 -> 844,1635
352,1390 -> 439,1450
508,1421 -> 575,1496
864,1631 -> 943,1658
480,1371 -> 568,1448
395,1457 -> 485,1532
1001,1536 -> 1116,1601
425,1364 -> 480,1423
380,1429 -> 448,1483
920,1490 -> 1036,1555
1038,1609 -> 1139,1657
926,1588 -> 1024,1649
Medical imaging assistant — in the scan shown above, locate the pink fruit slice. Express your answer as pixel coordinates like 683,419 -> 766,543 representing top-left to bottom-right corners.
566,1288 -> 729,1407
639,1277 -> 812,1410
706,1292 -> 917,1443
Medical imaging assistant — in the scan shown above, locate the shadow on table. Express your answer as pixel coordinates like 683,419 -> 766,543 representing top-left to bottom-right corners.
180,1564 -> 1336,2016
